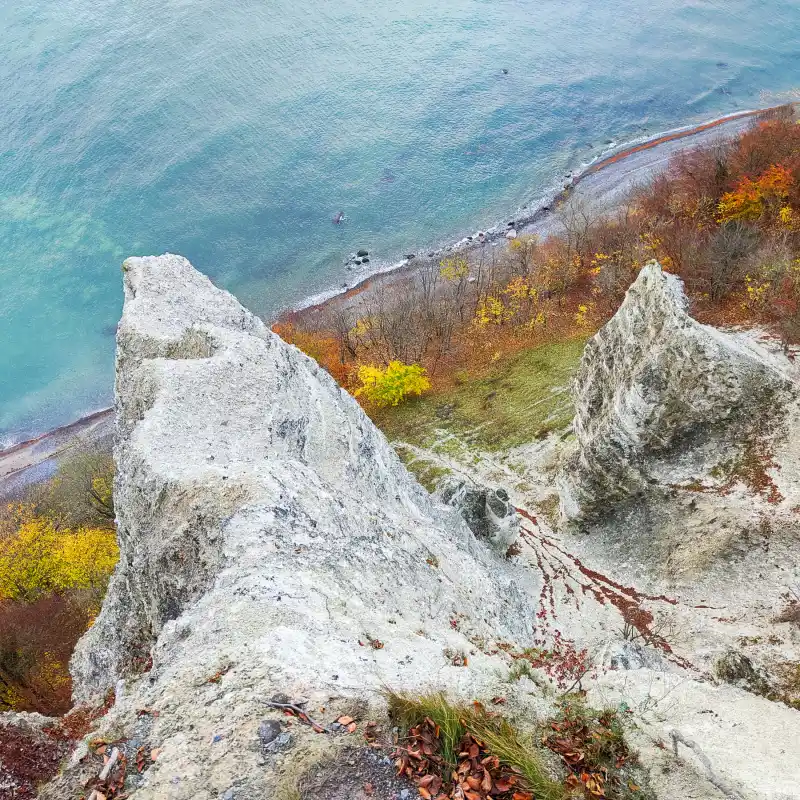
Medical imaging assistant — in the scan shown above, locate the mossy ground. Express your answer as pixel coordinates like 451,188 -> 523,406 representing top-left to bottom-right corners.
371,337 -> 587,459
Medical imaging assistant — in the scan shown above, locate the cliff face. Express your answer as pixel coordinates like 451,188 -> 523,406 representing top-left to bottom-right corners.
560,262 -> 791,523
41,256 -> 800,800
68,255 -> 536,798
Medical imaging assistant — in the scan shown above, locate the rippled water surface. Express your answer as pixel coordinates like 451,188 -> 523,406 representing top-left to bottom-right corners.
2,0 -> 800,442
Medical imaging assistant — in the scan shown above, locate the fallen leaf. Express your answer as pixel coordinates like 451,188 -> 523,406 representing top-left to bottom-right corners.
364,783 -> 374,796
337,716 -> 354,725
151,748 -> 162,761
491,696 -> 507,705
628,783 -> 641,792
347,722 -> 358,733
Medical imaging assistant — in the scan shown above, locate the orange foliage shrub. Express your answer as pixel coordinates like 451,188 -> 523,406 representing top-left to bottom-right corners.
272,322 -> 352,385
717,164 -> 794,224
0,594 -> 91,714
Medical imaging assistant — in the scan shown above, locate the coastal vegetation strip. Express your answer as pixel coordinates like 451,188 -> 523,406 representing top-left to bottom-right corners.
280,106 -> 800,454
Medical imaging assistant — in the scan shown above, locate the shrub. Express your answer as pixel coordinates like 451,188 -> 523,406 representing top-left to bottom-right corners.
388,691 -> 564,800
0,594 -> 91,714
0,506 -> 118,603
355,361 -> 431,407
27,444 -> 116,529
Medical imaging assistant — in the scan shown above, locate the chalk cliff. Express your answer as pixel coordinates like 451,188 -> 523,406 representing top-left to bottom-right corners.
65,254 -> 537,798
559,262 -> 791,523
37,256 -> 800,800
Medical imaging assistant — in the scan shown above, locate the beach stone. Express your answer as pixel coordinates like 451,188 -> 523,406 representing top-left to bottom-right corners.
357,249 -> 369,258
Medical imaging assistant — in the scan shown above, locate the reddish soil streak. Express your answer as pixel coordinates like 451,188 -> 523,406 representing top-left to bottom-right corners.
516,508 -> 694,668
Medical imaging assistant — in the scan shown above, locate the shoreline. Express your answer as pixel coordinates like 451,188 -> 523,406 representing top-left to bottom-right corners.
290,104 -> 780,316
0,104 -> 788,477
0,407 -> 113,496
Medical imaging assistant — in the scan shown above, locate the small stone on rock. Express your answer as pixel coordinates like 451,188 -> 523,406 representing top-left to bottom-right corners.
258,720 -> 282,747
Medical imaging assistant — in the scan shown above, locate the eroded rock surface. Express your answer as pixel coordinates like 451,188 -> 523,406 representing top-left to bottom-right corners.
560,261 -> 791,522
64,255 -> 538,799
37,255 -> 800,800
438,478 -> 520,553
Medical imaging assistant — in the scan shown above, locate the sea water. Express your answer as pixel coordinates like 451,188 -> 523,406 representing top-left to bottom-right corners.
2,0 -> 800,443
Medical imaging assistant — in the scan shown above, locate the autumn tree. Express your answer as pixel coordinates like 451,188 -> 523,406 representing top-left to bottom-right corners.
355,361 -> 431,407
0,506 -> 118,603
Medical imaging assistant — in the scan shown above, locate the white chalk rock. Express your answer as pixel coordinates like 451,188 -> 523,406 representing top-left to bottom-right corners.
559,261 -> 790,522
65,254 -> 538,799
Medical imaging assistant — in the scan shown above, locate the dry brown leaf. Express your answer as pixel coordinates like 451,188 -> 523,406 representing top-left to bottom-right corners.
151,748 -> 162,761
337,715 -> 354,725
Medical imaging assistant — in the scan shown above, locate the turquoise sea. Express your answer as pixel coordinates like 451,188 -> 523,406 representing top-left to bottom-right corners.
2,0 -> 800,444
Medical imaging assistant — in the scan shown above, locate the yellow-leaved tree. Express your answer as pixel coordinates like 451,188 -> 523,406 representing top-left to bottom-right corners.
0,506 -> 118,603
355,361 -> 431,407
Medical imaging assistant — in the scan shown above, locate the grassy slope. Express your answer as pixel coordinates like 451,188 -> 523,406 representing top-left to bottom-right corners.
370,337 -> 587,489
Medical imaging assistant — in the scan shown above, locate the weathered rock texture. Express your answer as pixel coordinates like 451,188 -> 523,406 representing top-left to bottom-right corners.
438,478 -> 520,552
559,261 -> 790,522
67,254 -> 537,799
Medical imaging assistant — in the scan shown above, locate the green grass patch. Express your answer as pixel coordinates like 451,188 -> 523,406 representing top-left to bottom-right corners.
401,458 -> 453,492
372,337 -> 587,453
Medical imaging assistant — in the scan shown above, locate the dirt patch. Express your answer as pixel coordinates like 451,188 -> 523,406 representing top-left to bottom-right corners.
0,720 -> 72,800
298,746 -> 414,800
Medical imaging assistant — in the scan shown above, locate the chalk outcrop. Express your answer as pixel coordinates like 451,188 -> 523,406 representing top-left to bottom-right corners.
66,254 -> 537,799
36,256 -> 800,800
559,262 -> 790,522
438,478 -> 520,553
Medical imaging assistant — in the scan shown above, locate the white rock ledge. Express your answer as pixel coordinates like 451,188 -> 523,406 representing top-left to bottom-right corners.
66,254 -> 539,799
